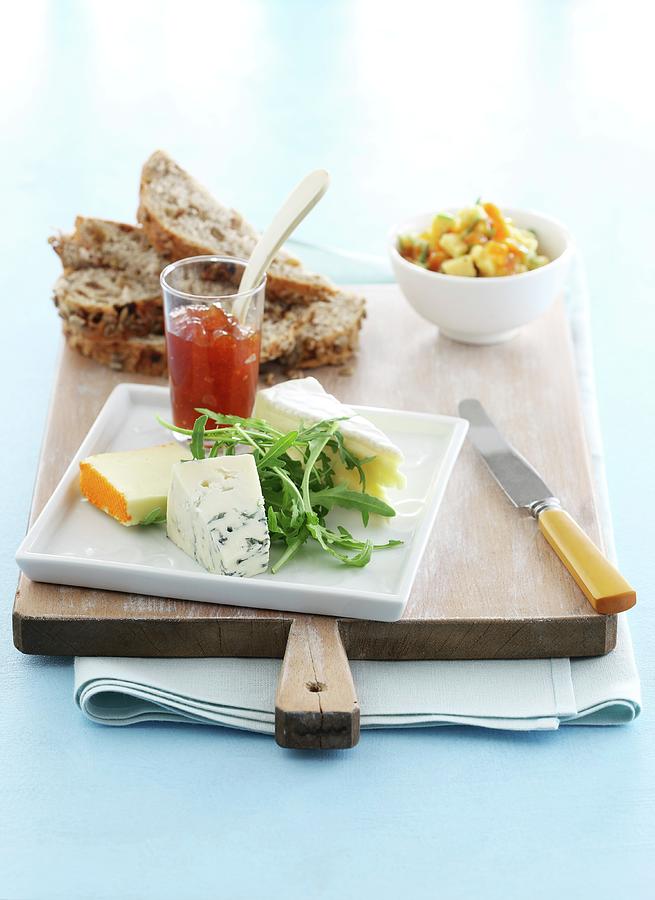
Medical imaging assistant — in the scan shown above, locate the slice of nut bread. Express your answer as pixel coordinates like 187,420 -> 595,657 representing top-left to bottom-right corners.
62,325 -> 168,376
50,218 -> 170,279
56,265 -> 366,367
51,195 -> 366,370
260,303 -> 313,362
54,269 -> 164,339
50,219 -> 167,339
50,217 -> 312,358
137,151 -> 338,305
59,275 -> 308,365
286,292 -> 367,368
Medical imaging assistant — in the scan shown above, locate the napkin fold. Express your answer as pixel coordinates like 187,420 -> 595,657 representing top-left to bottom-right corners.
75,260 -> 641,733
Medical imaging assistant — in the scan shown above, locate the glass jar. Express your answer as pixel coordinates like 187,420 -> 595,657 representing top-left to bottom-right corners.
160,256 -> 265,429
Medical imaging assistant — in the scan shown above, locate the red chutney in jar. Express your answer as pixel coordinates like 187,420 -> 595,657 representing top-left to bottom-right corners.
165,304 -> 261,429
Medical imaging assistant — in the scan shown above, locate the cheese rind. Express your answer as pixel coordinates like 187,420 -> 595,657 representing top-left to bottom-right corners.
166,455 -> 270,577
79,442 -> 192,525
254,377 -> 405,498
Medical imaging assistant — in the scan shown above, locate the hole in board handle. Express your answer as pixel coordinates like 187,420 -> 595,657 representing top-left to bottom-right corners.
305,681 -> 326,693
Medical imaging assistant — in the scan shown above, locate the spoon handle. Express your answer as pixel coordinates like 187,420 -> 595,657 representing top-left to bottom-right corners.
235,169 -> 330,322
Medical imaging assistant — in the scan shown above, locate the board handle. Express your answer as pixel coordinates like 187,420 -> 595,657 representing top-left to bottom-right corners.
275,617 -> 360,749
538,508 -> 636,615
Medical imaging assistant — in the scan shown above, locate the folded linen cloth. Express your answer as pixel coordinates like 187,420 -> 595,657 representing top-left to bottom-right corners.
75,260 -> 641,732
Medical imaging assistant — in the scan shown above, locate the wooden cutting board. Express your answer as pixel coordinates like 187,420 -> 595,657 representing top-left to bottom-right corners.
13,285 -> 615,750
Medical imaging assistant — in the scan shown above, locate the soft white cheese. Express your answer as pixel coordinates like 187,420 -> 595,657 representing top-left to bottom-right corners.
167,455 -> 270,577
254,377 -> 405,498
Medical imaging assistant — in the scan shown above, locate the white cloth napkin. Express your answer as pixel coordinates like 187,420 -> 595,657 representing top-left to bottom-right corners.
75,262 -> 641,732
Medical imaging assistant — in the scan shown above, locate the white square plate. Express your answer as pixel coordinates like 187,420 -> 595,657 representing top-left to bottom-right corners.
16,384 -> 467,622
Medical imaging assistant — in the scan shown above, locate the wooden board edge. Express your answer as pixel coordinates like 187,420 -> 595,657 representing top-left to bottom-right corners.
338,615 -> 617,660
12,608 -> 293,658
12,606 -> 617,659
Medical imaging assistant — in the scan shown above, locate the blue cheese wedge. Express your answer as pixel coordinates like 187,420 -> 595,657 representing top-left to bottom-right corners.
254,377 -> 405,498
166,455 -> 270,577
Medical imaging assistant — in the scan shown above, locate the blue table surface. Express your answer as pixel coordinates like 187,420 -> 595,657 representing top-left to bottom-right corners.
1,1 -> 653,897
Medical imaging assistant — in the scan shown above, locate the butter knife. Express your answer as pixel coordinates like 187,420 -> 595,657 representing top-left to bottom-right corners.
458,399 -> 636,615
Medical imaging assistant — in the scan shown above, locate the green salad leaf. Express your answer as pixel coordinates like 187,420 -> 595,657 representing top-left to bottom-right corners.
158,410 -> 402,572
139,507 -> 167,526
190,414 -> 208,460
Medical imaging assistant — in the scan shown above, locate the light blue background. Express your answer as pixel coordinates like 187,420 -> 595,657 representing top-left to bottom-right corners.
1,1 -> 653,897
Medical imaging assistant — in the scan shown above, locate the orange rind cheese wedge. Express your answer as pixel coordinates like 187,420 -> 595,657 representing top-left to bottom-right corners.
79,442 -> 192,525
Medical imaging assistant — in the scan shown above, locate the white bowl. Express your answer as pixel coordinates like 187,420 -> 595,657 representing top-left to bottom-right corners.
389,207 -> 573,344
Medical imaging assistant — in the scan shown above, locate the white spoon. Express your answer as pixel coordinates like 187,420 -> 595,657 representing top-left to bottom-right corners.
234,169 -> 330,323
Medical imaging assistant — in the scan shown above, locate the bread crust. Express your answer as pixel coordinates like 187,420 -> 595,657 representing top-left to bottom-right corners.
51,152 -> 368,375
60,291 -> 312,366
137,151 -> 338,306
63,325 -> 168,377
50,218 -> 169,278
54,271 -> 163,339
288,292 -> 367,368
136,205 -> 207,268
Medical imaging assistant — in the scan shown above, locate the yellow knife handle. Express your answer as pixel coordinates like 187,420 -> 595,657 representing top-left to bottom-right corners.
538,508 -> 636,615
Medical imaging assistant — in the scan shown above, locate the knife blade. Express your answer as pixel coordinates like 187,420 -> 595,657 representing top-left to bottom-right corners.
458,398 -> 557,512
458,398 -> 636,616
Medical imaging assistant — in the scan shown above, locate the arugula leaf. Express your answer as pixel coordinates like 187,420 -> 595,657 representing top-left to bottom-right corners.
301,427 -> 337,511
157,410 -> 404,572
190,415 -> 208,460
139,507 -> 166,526
257,431 -> 299,467
271,538 -> 305,574
310,484 -> 396,522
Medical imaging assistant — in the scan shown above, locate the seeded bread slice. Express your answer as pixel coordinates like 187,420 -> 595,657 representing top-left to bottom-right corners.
53,268 -> 164,339
50,218 -> 170,279
50,217 -> 310,355
56,268 -> 366,367
286,292 -> 367,369
50,219 -> 168,339
62,324 -> 168,377
51,201 -> 365,371
137,151 -> 338,305
261,303 -> 313,362
59,277 -> 309,366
